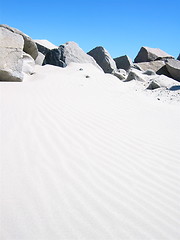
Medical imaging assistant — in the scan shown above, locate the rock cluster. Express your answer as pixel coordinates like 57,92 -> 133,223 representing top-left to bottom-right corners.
43,41 -> 101,70
0,24 -> 179,87
0,25 -> 37,81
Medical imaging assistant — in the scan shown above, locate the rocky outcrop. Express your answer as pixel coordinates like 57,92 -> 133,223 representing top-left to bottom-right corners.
134,60 -> 172,77
43,42 -> 101,70
166,59 -> 180,81
134,46 -> 173,63
0,27 -> 24,81
0,24 -> 38,60
114,55 -> 133,71
87,46 -> 116,73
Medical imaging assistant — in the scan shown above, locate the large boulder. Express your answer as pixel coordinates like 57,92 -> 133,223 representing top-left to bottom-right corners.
134,46 -> 173,63
0,27 -> 24,81
43,42 -> 102,70
0,24 -> 38,60
166,59 -> 180,81
87,46 -> 116,73
134,60 -> 172,77
114,55 -> 133,71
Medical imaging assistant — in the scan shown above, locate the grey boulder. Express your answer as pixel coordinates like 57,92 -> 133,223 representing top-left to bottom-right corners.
0,24 -> 38,60
87,46 -> 116,73
166,59 -> 180,81
134,60 -> 172,77
114,55 -> 133,71
134,46 -> 173,63
0,27 -> 24,81
61,42 -> 101,69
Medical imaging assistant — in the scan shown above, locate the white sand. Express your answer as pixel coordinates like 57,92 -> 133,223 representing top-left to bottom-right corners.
1,63 -> 180,240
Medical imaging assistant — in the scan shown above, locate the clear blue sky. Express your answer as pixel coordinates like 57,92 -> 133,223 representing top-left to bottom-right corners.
1,0 -> 179,60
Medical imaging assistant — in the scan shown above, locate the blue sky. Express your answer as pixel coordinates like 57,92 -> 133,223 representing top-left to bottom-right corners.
1,0 -> 180,60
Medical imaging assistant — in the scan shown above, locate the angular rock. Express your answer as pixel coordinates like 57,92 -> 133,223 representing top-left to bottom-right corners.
0,27 -> 24,81
177,54 -> 180,61
0,24 -> 38,60
87,46 -> 116,73
135,60 -> 172,77
35,39 -> 57,56
125,69 -> 149,82
114,55 -> 133,71
43,49 -> 66,67
134,46 -> 173,63
35,52 -> 45,65
22,53 -> 35,75
166,59 -> 180,81
61,42 -> 101,69
146,81 -> 161,90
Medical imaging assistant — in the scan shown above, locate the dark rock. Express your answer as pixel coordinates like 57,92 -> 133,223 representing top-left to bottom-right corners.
146,81 -> 161,90
43,49 -> 66,67
134,46 -> 173,63
114,55 -> 133,71
177,54 -> 180,61
36,42 -> 50,56
87,46 -> 116,73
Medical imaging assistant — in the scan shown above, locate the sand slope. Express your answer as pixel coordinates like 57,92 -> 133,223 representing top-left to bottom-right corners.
1,63 -> 180,240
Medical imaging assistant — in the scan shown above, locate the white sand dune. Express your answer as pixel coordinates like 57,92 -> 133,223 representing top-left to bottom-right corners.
1,63 -> 180,240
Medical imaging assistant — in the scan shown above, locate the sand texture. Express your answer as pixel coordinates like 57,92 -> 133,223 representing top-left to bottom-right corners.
1,63 -> 180,239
